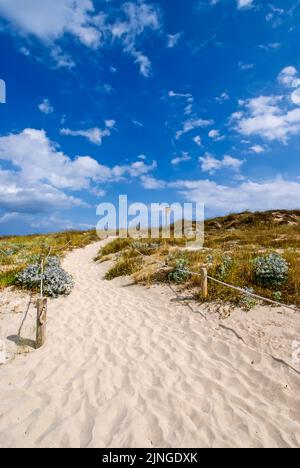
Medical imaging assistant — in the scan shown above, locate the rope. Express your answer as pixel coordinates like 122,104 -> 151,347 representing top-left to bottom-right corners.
132,246 -> 300,314
126,244 -> 300,376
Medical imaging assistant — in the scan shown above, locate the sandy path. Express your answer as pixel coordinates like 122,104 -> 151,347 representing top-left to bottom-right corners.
0,241 -> 299,448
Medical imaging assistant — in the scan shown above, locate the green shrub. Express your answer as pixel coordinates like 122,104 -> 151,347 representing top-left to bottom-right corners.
16,256 -> 74,297
238,288 -> 258,311
169,259 -> 191,283
253,254 -> 289,288
217,255 -> 233,280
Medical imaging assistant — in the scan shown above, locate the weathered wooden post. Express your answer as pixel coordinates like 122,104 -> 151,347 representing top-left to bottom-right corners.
201,267 -> 208,299
36,298 -> 47,349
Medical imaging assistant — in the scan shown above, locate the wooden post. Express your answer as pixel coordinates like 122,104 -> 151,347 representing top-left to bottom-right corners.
201,267 -> 208,299
36,298 -> 47,349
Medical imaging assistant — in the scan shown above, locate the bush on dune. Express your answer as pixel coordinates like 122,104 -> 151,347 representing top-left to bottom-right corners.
16,256 -> 74,297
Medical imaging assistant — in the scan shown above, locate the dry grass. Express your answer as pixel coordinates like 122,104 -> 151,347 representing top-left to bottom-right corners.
0,230 -> 100,289
96,210 -> 300,308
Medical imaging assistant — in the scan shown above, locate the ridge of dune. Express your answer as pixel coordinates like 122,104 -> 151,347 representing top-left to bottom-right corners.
0,240 -> 299,448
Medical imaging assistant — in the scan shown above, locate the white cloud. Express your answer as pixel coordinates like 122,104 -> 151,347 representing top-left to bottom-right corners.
237,0 -> 254,9
60,120 -> 116,145
239,62 -> 254,70
249,144 -> 265,154
171,152 -> 191,166
199,153 -> 245,174
0,128 -> 157,215
140,173 -> 300,216
112,160 -> 157,178
50,46 -> 76,69
193,135 -> 202,147
168,90 -> 194,116
132,51 -> 152,78
0,0 -> 162,76
0,167 -> 86,214
258,42 -> 281,51
216,92 -> 230,103
278,66 -> 298,87
265,5 -> 285,28
170,177 -> 300,216
197,0 -> 255,11
0,0 -> 99,44
109,1 -> 162,77
176,118 -> 213,139
277,66 -> 300,106
291,88 -> 300,105
233,93 -> 300,142
208,129 -> 223,140
132,119 -> 144,128
140,176 -> 166,190
38,98 -> 54,115
166,33 -> 182,48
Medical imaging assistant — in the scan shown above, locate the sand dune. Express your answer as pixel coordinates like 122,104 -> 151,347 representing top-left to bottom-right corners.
0,240 -> 299,448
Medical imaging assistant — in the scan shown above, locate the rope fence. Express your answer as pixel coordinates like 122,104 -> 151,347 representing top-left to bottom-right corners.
132,246 -> 300,314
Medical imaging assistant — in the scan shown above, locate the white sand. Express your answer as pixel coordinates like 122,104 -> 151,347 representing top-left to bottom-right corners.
0,240 -> 300,448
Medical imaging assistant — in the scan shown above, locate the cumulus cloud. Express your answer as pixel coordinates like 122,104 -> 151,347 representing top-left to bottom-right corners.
140,175 -> 166,190
249,144 -> 265,154
233,90 -> 300,142
170,177 -> 300,216
278,66 -> 299,87
237,0 -> 254,9
208,129 -> 224,141
0,128 -> 157,215
141,173 -> 300,217
0,0 -> 100,45
60,120 -> 116,145
38,98 -> 54,115
0,174 -> 86,214
199,153 -> 245,174
193,135 -> 202,147
0,0 -> 162,76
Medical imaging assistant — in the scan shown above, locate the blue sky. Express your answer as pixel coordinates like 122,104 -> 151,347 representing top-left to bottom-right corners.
0,0 -> 300,234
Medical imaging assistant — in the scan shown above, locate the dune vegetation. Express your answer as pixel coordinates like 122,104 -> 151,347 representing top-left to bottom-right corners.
96,210 -> 300,309
0,230 -> 99,290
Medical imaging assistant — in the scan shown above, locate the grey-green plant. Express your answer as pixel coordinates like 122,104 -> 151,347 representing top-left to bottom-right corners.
239,287 -> 258,311
252,254 -> 289,287
217,255 -> 233,280
168,258 -> 191,283
16,256 -> 74,297
273,291 -> 283,302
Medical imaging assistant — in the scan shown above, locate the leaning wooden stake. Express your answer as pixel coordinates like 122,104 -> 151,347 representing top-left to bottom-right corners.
201,267 -> 208,299
36,298 -> 47,349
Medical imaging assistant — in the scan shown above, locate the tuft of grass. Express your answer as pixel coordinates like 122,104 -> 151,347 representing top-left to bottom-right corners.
95,238 -> 132,261
0,230 -> 100,290
96,210 -> 300,308
105,255 -> 142,280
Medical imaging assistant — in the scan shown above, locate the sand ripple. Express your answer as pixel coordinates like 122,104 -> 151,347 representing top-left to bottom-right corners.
0,241 -> 299,448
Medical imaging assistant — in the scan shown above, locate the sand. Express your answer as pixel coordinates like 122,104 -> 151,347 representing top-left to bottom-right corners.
0,240 -> 300,448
